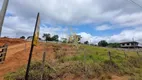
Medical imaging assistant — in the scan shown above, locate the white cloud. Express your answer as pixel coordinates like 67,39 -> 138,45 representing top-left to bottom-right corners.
114,12 -> 142,26
78,32 -> 92,42
96,25 -> 112,31
2,16 -> 35,38
1,15 -> 68,39
1,0 -> 142,43
3,0 -> 142,26
78,32 -> 108,44
1,0 -> 142,26
109,27 -> 142,43
78,27 -> 142,44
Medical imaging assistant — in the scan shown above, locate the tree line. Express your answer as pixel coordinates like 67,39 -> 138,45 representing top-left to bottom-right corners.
20,34 -> 120,48
20,33 -> 59,42
98,40 -> 120,48
42,33 -> 59,42
82,40 -> 120,48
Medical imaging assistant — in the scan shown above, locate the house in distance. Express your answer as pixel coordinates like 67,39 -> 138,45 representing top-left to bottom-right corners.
120,41 -> 141,48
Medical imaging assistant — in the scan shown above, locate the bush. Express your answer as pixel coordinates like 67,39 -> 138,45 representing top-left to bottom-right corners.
108,43 -> 120,48
98,40 -> 108,47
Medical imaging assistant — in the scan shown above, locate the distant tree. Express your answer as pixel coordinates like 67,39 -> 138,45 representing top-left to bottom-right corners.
26,36 -> 41,40
84,41 -> 89,44
77,35 -> 82,41
27,36 -> 33,39
39,38 -> 42,40
20,36 -> 25,39
42,33 -> 51,41
98,40 -> 108,47
108,43 -> 120,48
52,35 -> 59,41
68,35 -> 82,43
3,36 -> 8,38
90,44 -> 95,46
62,38 -> 67,43
78,42 -> 81,44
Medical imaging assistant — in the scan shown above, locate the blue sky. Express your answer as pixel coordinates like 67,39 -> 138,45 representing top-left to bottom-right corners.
1,0 -> 142,44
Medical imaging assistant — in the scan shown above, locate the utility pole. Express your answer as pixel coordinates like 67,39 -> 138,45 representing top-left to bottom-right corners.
0,0 -> 9,37
25,13 -> 40,80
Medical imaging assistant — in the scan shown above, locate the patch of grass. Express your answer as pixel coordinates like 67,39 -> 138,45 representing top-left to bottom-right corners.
58,45 -> 142,79
4,61 -> 56,80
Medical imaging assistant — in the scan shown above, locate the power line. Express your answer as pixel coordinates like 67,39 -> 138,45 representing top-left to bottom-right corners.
127,0 -> 142,9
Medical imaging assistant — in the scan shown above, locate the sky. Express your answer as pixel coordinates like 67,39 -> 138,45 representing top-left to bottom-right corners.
0,0 -> 142,44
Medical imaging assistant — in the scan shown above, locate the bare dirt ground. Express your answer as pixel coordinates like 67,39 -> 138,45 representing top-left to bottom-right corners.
0,42 -> 31,80
0,38 -> 47,80
0,38 -> 26,46
0,39 -> 58,80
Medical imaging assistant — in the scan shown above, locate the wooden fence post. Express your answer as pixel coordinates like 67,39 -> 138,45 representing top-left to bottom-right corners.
124,51 -> 127,58
96,51 -> 98,55
41,52 -> 46,80
136,51 -> 140,57
3,44 -> 8,61
25,42 -> 26,52
108,51 -> 112,61
83,48 -> 87,80
0,44 -> 8,63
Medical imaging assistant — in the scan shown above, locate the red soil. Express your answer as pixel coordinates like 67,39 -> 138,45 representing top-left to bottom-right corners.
0,41 -> 56,80
0,38 -> 26,46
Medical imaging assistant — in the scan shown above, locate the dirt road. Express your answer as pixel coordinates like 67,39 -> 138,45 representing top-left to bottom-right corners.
0,42 -> 32,80
0,41 -> 59,80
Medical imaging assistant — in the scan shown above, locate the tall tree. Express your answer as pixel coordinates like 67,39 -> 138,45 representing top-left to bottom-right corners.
62,38 -> 67,43
84,41 -> 89,44
20,36 -> 25,39
98,40 -> 108,47
76,35 -> 82,42
27,36 -> 33,39
52,35 -> 59,41
42,33 -> 51,41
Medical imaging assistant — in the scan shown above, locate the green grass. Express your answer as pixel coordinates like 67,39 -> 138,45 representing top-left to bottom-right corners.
4,44 -> 142,80
60,45 -> 140,63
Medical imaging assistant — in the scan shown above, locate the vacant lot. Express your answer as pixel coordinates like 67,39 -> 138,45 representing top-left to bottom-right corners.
0,38 -> 142,80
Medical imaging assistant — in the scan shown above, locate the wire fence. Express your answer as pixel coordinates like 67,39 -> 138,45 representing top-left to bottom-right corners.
26,43 -> 142,80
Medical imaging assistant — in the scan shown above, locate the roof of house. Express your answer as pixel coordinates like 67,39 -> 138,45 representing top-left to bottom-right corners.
120,41 -> 139,44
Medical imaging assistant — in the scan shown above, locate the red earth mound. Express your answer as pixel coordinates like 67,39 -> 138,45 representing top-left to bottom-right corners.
0,38 -> 26,46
